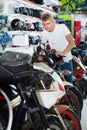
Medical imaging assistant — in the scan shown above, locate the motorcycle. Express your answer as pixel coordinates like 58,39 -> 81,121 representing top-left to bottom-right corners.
0,51 -> 81,130
0,51 -> 63,130
72,46 -> 87,99
32,46 -> 83,119
71,44 -> 87,67
77,42 -> 87,66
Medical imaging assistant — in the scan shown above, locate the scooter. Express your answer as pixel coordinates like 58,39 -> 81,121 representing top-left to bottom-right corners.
0,51 -> 81,130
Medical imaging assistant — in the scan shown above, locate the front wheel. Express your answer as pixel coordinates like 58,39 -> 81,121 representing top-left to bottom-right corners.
22,114 -> 64,130
46,105 -> 81,130
68,85 -> 83,110
60,107 -> 82,130
46,115 -> 64,130
0,89 -> 13,130
34,114 -> 65,130
61,86 -> 81,119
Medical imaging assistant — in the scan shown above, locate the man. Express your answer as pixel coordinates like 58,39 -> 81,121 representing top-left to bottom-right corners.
41,13 -> 75,83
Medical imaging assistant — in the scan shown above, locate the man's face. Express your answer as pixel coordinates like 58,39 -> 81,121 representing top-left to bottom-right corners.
42,19 -> 55,32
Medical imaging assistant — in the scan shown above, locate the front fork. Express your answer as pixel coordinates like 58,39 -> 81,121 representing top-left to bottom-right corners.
31,88 -> 51,130
39,79 -> 67,130
53,104 -> 69,130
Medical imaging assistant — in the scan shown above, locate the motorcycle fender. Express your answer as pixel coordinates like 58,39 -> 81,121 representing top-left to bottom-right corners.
56,104 -> 69,113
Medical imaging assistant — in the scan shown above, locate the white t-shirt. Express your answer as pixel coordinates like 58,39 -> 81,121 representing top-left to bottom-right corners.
41,23 -> 73,62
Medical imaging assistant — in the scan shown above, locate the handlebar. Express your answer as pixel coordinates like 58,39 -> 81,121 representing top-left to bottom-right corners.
35,46 -> 65,68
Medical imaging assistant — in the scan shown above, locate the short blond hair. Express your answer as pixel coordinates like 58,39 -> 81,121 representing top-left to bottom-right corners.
41,13 -> 53,22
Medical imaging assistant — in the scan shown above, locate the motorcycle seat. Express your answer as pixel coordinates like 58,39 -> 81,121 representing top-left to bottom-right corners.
0,51 -> 32,79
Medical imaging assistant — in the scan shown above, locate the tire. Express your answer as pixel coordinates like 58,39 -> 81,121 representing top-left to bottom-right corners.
73,80 -> 83,98
0,113 -> 5,130
61,86 -> 81,119
0,89 -> 13,130
47,117 -> 64,130
46,105 -> 81,130
35,115 -> 65,130
79,79 -> 87,99
22,114 -> 64,130
60,107 -> 82,130
68,85 -> 83,110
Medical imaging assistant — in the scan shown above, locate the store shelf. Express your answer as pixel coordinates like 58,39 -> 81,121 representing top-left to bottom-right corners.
15,0 -> 57,16
8,13 -> 42,23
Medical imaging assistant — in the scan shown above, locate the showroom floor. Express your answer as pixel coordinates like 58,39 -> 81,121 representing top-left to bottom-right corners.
81,98 -> 87,130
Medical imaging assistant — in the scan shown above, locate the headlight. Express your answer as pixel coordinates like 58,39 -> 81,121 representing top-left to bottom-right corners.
76,66 -> 80,70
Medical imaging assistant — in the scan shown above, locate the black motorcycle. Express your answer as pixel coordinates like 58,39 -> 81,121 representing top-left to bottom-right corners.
0,51 -> 64,130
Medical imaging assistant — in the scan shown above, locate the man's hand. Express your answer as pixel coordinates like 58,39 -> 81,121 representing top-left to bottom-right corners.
37,55 -> 44,61
55,51 -> 64,57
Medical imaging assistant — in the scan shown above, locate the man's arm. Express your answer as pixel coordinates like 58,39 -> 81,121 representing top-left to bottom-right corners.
55,34 -> 74,56
62,34 -> 75,55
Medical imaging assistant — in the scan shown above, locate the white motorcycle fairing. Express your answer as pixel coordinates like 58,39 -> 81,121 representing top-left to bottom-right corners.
33,62 -> 66,109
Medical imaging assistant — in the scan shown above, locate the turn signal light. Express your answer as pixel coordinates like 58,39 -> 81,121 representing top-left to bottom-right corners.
56,98 -> 59,104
